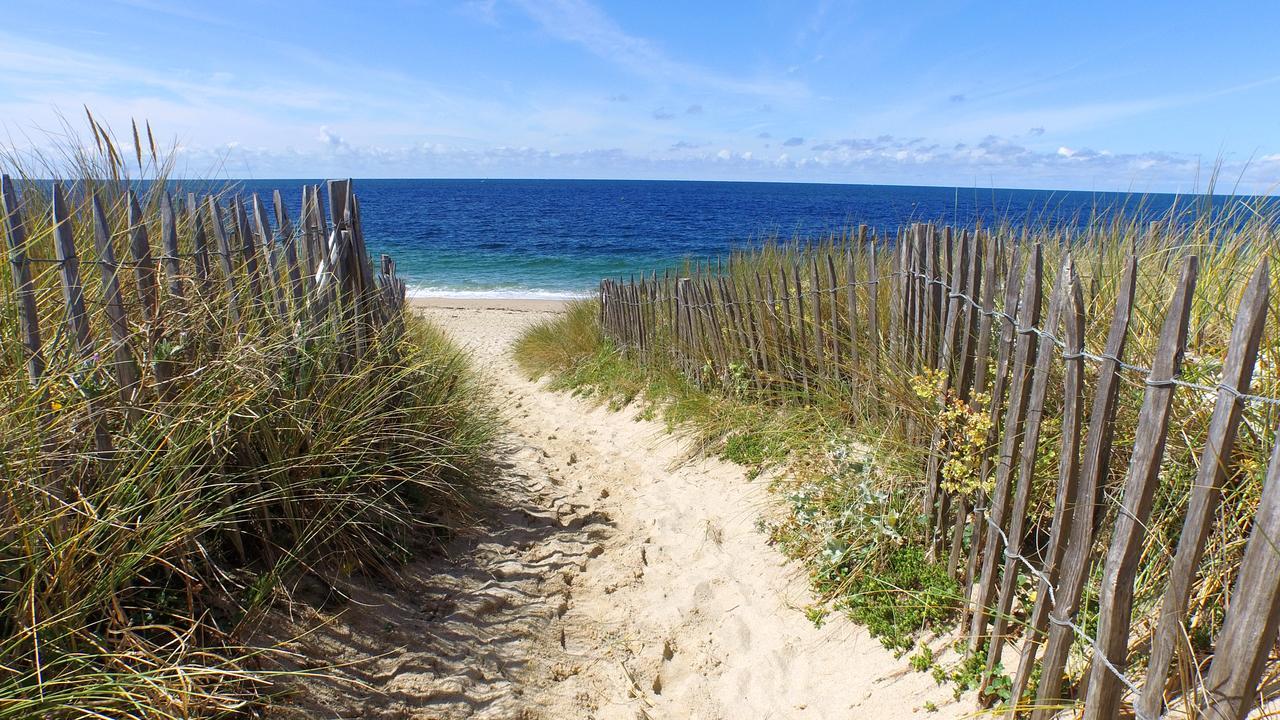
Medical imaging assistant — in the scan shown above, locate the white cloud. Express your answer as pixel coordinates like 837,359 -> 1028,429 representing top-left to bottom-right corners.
317,126 -> 347,149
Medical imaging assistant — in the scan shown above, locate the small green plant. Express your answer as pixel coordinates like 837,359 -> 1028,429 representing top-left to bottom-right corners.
931,645 -> 1013,706
805,604 -> 828,628
985,667 -> 1014,707
727,360 -> 751,396
936,649 -> 987,701
909,645 -> 935,672
842,547 -> 961,654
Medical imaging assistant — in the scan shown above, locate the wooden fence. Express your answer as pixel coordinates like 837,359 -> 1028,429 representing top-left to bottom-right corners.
598,224 -> 1280,720
2,176 -> 407,457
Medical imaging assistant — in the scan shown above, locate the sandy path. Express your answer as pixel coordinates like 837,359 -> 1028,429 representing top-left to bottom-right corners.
266,299 -> 971,719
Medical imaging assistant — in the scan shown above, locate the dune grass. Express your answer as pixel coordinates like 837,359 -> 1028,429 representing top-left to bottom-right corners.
513,194 -> 1280,709
0,120 -> 497,717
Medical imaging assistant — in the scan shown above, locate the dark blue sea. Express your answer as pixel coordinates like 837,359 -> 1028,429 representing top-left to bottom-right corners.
229,179 -> 1205,298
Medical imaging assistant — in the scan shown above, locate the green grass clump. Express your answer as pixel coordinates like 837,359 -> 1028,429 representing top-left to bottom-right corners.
514,298 -> 604,379
0,119 -> 497,717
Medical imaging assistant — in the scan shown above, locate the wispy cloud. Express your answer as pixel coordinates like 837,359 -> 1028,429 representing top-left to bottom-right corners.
510,0 -> 807,98
105,0 -> 231,27
0,30 -> 530,155
879,72 -> 1280,147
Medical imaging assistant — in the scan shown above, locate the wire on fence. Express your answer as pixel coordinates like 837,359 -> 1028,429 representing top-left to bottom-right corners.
601,267 -> 1280,408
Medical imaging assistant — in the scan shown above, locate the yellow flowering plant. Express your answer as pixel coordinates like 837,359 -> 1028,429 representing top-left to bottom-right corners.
912,370 -> 993,498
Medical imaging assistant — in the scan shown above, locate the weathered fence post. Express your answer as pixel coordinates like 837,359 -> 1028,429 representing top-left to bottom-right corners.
160,191 -> 184,301
91,194 -> 142,417
1138,259 -> 1270,717
188,193 -> 212,295
274,189 -> 306,315
233,196 -> 268,324
1032,253 -> 1139,719
52,183 -> 113,455
810,254 -> 826,378
961,241 -> 1022,627
947,230 -> 987,578
969,243 -> 1043,654
866,232 -> 880,370
923,230 -> 974,557
1,175 -> 46,392
206,198 -> 242,327
983,257 -> 1068,686
1007,262 -> 1086,712
127,191 -> 161,324
1082,255 -> 1198,719
252,192 -> 288,320
1197,413 -> 1280,719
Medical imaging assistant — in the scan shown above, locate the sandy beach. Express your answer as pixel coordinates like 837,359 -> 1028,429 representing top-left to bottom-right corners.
265,297 -> 971,719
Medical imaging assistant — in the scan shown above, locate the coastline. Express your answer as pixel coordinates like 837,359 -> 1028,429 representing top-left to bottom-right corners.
408,296 -> 569,314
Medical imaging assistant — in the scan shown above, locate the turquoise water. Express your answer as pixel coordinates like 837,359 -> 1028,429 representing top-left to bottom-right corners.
234,179 -> 1196,299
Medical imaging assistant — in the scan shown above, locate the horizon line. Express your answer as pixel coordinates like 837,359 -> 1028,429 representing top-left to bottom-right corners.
82,174 -> 1280,199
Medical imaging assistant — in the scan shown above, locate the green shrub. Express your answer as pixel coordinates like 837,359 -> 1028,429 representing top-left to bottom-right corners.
841,547 -> 961,654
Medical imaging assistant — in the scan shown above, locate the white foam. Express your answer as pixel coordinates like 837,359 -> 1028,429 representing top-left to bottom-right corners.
405,286 -> 591,301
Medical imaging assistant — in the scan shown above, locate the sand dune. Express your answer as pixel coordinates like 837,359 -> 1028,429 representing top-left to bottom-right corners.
263,298 -> 971,719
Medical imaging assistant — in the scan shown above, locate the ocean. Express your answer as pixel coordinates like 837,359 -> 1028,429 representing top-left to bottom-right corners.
233,179 -> 1192,299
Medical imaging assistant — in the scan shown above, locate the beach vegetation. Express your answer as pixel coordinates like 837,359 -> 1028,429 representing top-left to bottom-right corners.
0,120 -> 496,717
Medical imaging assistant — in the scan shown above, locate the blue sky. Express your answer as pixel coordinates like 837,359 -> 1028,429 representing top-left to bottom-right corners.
2,0 -> 1279,192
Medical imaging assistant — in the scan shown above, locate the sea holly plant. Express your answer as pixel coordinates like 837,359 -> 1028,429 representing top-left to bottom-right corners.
825,439 -> 906,547
152,338 -> 184,363
776,437 -> 916,602
68,352 -> 111,401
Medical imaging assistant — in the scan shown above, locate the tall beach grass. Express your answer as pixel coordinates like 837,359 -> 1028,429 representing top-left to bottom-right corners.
0,119 -> 497,717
